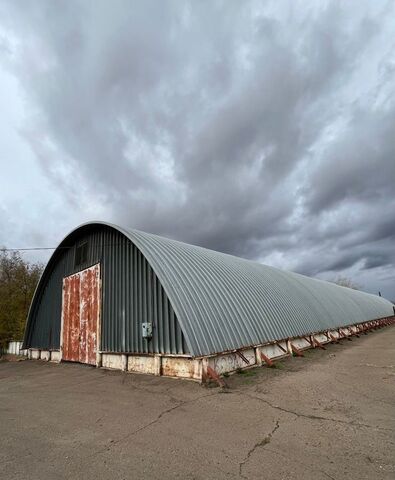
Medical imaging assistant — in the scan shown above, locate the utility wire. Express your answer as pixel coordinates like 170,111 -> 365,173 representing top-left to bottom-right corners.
1,247 -> 61,251
1,242 -> 127,252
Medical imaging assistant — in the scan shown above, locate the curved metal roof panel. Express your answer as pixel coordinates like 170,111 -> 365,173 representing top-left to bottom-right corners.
106,223 -> 394,357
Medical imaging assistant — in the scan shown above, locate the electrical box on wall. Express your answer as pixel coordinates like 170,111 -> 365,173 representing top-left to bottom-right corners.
142,322 -> 152,339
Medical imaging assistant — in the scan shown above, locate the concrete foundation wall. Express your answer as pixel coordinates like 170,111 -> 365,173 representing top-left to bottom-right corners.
102,353 -> 124,370
26,316 -> 394,382
260,343 -> 287,359
290,338 -> 311,350
209,348 -> 256,375
31,350 -> 41,360
315,333 -> 328,344
128,355 -> 157,375
51,351 -> 61,362
162,357 -> 201,379
40,350 -> 51,361
0,341 -> 28,356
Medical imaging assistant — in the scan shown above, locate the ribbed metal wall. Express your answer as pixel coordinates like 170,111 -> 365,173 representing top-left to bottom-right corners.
24,225 -> 188,355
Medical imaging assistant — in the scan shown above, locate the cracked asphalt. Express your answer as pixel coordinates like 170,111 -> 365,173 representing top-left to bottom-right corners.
1,326 -> 394,480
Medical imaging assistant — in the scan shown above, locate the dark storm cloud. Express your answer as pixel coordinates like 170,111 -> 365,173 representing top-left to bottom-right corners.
0,0 -> 394,297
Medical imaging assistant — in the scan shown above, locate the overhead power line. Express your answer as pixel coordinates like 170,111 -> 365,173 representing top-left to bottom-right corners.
1,242 -> 127,252
1,247 -> 60,251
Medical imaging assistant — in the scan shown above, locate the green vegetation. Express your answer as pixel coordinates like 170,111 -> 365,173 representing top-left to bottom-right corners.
273,362 -> 285,369
0,250 -> 43,348
236,367 -> 257,376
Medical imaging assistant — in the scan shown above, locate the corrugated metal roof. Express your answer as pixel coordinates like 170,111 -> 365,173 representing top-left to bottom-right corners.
101,222 -> 394,357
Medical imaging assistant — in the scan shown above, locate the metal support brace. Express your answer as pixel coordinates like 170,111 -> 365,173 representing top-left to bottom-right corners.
236,350 -> 250,364
353,327 -> 360,337
206,366 -> 227,388
304,336 -> 313,347
260,352 -> 274,367
339,328 -> 352,342
312,337 -> 326,350
328,332 -> 339,344
276,342 -> 288,354
290,343 -> 304,357
342,329 -> 352,342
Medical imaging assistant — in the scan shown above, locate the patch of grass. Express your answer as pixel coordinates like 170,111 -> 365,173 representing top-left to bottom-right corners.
273,362 -> 285,370
236,367 -> 257,376
242,379 -> 254,385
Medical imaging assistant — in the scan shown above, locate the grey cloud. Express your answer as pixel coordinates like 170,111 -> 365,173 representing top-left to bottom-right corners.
0,0 -> 394,299
306,107 -> 395,214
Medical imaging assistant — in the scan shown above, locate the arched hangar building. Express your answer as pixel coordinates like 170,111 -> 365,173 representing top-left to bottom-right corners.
24,222 -> 394,381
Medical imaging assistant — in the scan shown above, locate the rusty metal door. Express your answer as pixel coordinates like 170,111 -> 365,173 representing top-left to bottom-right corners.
61,264 -> 101,365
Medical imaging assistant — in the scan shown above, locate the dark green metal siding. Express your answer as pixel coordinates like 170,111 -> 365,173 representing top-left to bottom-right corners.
24,225 -> 188,355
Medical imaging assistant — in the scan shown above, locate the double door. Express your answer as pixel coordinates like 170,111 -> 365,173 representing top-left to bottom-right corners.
61,263 -> 101,365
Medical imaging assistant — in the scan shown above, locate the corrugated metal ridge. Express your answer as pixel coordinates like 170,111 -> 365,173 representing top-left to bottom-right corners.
25,221 -> 394,357
108,223 -> 393,357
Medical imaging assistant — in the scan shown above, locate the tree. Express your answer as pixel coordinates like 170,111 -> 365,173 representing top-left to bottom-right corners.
332,276 -> 361,290
0,250 -> 44,349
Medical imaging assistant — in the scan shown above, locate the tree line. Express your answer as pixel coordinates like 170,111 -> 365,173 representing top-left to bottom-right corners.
0,250 -> 43,349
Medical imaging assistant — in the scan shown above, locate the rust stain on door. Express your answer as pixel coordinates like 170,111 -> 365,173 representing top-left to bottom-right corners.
62,273 -> 81,362
62,264 -> 101,365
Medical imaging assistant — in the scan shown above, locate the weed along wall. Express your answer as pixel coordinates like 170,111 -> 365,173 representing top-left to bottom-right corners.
24,221 -> 395,383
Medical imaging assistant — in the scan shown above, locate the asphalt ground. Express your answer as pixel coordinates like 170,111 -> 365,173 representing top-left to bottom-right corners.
1,325 -> 394,480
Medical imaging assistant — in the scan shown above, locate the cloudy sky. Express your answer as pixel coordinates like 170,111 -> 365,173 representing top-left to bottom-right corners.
0,1 -> 394,299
